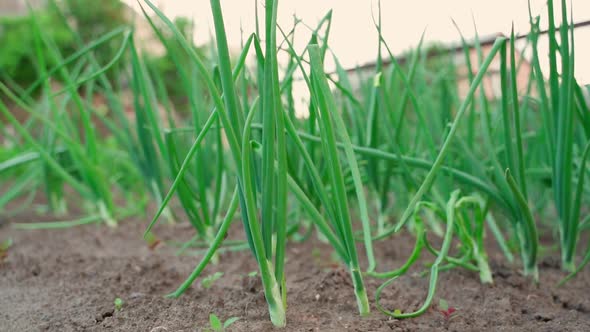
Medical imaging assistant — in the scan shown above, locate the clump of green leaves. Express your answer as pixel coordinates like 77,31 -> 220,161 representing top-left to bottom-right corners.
143,16 -> 210,111
61,0 -> 130,82
0,8 -> 74,89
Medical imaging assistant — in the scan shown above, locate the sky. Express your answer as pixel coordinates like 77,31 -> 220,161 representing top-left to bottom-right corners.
124,0 -> 590,84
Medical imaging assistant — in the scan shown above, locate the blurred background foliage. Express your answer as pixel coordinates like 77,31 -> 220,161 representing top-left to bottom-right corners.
0,0 -> 209,110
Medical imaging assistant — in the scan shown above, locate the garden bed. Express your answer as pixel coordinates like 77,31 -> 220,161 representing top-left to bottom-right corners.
2,212 -> 590,331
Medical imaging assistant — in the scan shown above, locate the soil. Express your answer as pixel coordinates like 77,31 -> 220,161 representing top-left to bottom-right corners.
1,209 -> 590,332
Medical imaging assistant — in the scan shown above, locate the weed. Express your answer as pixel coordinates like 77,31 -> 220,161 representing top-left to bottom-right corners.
208,314 -> 239,332
201,272 -> 224,289
114,298 -> 124,311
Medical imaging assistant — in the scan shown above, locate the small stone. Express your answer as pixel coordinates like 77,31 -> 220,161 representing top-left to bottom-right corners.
129,292 -> 145,299
534,312 -> 554,322
95,309 -> 114,323
37,322 -> 50,331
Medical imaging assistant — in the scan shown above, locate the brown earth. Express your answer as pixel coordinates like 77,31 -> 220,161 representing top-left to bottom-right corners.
1,210 -> 590,332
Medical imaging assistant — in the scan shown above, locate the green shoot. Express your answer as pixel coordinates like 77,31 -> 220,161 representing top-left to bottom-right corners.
201,272 -> 224,289
114,298 -> 124,311
208,314 -> 239,332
